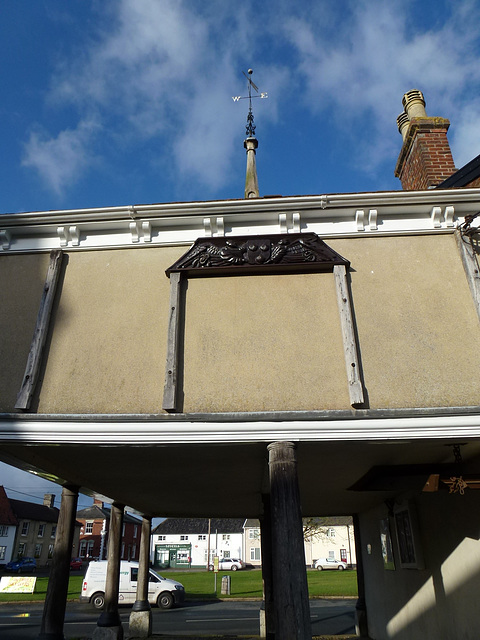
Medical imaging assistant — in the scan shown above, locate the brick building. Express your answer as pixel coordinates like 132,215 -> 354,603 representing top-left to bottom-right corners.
76,499 -> 142,561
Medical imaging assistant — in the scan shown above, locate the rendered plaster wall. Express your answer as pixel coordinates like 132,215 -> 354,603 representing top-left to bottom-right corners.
34,247 -> 180,414
359,490 -> 480,640
0,253 -> 51,412
182,272 -> 348,412
329,234 -> 480,409
2,232 -> 480,414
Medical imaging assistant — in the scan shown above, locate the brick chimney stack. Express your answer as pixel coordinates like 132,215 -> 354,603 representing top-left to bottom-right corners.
394,89 -> 457,190
43,493 -> 55,508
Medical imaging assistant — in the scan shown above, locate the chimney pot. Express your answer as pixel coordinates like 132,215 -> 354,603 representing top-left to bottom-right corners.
397,112 -> 410,141
402,89 -> 427,119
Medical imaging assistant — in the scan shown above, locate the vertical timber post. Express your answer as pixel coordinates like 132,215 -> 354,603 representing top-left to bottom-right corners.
260,494 -> 275,639
162,271 -> 182,412
94,503 -> 125,640
37,485 -> 79,640
353,513 -> 369,638
129,517 -> 152,638
268,442 -> 311,640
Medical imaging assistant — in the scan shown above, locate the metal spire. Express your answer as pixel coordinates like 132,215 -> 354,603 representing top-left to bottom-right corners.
232,69 -> 268,199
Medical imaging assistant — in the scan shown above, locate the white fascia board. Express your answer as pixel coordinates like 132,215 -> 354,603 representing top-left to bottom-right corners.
1,414 -> 480,444
1,189 -> 480,254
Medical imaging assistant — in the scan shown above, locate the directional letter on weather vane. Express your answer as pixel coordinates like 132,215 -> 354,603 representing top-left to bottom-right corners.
232,69 -> 268,138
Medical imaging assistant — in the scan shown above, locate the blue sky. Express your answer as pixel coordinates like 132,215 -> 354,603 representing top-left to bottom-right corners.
1,0 -> 480,505
1,0 -> 480,215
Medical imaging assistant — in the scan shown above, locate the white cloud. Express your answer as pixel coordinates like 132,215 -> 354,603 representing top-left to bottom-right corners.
22,119 -> 100,196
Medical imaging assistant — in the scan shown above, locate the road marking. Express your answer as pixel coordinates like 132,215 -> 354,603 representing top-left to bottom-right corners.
186,617 -> 258,623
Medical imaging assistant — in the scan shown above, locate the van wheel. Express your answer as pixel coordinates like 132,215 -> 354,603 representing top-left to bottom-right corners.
91,592 -> 105,610
316,565 -> 323,571
157,592 -> 174,609
338,566 -> 345,570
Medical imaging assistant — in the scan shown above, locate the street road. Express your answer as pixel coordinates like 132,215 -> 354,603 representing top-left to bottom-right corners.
0,599 -> 355,638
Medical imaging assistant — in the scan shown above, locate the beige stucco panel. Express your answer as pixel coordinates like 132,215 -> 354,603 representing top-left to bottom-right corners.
330,234 -> 480,408
0,253 -> 51,412
182,272 -> 349,412
37,247 -> 181,414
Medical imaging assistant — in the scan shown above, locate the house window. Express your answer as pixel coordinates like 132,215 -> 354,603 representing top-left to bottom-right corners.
0,525 -> 8,537
328,550 -> 335,559
51,525 -> 57,539
34,544 -> 43,558
249,529 -> 260,539
48,544 -> 54,559
38,524 -> 46,537
250,547 -> 261,561
223,550 -> 231,558
327,528 -> 336,538
132,544 -> 137,559
86,541 -> 94,558
122,524 -> 125,536
222,534 -> 230,541
121,543 -> 125,559
198,535 -> 206,540
158,535 -> 166,541
18,543 -> 26,557
133,525 -> 138,538
85,521 -> 93,534
79,541 -> 87,557
21,522 -> 30,536
0,546 -> 6,560
180,535 -> 188,541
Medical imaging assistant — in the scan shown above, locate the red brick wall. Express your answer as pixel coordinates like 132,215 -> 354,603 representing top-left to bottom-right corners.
395,118 -> 456,190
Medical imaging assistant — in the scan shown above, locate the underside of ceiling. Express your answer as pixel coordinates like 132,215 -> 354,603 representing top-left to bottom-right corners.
3,437 -> 480,518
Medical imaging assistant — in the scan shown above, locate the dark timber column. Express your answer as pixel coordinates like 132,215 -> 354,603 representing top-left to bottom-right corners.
260,494 -> 275,639
37,485 -> 79,640
353,513 -> 369,637
129,517 -> 152,637
94,502 -> 125,640
268,442 -> 311,640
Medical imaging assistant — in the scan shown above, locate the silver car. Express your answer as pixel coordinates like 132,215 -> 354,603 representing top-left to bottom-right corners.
314,558 -> 347,571
210,558 -> 245,571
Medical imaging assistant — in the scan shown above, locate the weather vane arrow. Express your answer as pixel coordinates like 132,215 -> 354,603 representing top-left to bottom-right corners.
232,69 -> 268,137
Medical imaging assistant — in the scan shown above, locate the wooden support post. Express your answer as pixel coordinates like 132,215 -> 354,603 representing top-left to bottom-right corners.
95,503 -> 124,639
268,442 -> 311,640
162,272 -> 182,412
129,517 -> 152,638
333,264 -> 364,406
353,513 -> 369,638
37,485 -> 79,640
15,250 -> 63,410
455,229 -> 480,323
260,495 -> 275,639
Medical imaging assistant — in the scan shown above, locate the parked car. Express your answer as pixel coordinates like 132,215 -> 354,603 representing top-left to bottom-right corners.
209,558 -> 245,571
5,557 -> 37,573
314,558 -> 347,571
70,558 -> 83,570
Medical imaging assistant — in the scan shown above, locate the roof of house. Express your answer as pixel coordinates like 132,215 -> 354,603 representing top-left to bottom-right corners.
152,518 -> 245,535
0,486 -> 18,526
76,504 -> 142,524
436,152 -> 480,188
9,498 -> 60,523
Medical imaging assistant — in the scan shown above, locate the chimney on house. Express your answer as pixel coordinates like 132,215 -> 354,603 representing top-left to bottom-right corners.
43,493 -> 55,508
93,498 -> 104,508
394,89 -> 457,190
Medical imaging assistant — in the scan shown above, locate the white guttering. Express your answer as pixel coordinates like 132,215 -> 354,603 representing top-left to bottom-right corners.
1,188 -> 480,254
1,413 -> 480,445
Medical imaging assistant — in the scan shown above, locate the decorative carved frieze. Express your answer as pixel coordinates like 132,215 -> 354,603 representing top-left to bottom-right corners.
166,232 -> 349,277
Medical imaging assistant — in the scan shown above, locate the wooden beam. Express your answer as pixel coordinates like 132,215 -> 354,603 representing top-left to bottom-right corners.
334,264 -> 364,406
455,229 -> 480,323
15,249 -> 63,411
162,272 -> 182,412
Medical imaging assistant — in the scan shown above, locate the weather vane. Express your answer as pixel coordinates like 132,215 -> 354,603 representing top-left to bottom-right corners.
232,69 -> 268,137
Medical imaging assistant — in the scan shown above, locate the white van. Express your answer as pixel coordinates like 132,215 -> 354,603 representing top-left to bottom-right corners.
80,560 -> 185,610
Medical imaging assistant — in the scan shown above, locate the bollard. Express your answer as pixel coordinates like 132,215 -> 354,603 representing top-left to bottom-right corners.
221,575 -> 231,595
